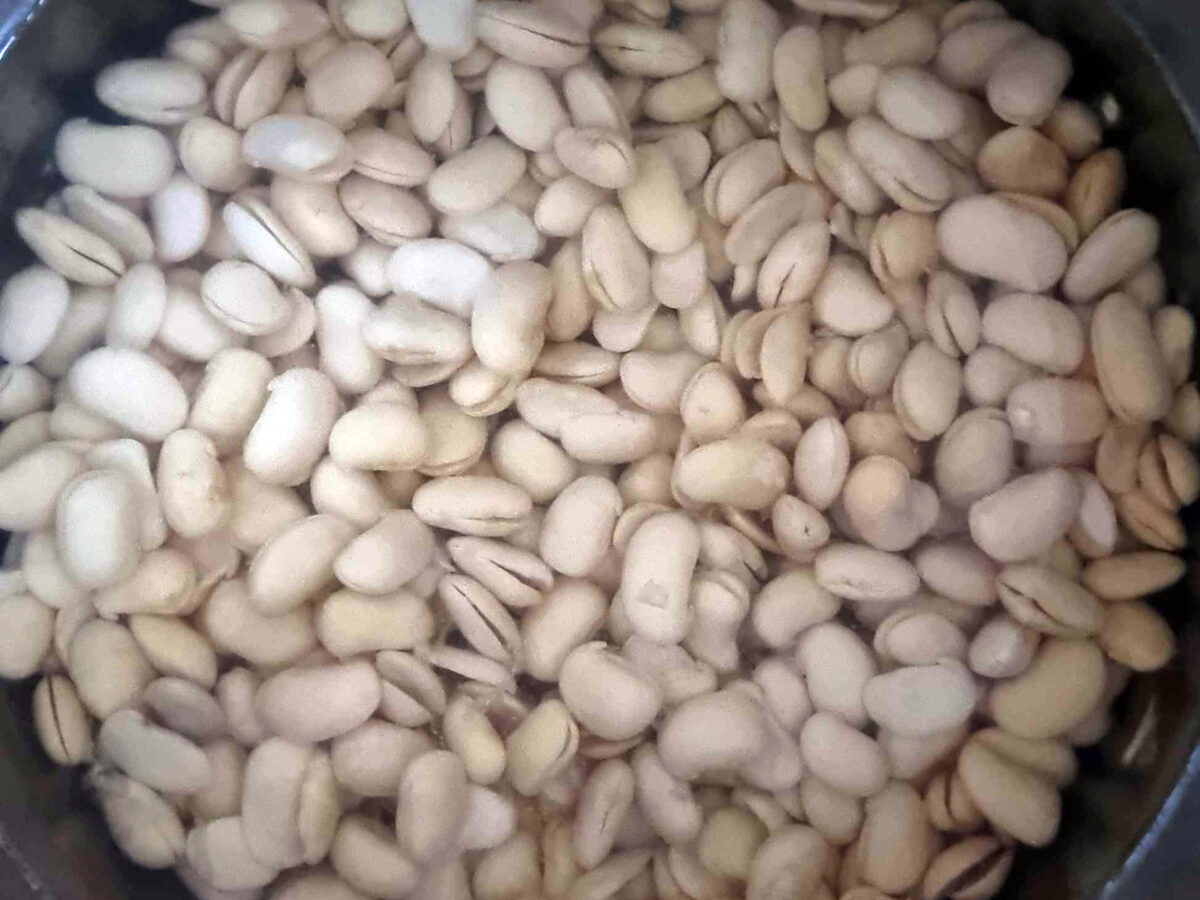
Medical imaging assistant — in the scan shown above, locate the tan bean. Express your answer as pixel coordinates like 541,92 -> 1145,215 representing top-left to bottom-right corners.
957,740 -> 1060,846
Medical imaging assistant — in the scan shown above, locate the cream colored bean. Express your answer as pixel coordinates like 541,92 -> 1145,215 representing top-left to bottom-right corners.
444,535 -> 549,614
181,117 -> 256,195
0,593 -> 53,679
969,468 -> 1081,562
0,442 -> 85,532
744,824 -> 827,900
555,128 -> 636,191
561,641 -> 662,740
221,0 -> 331,49
376,649 -> 447,727
143,677 -> 226,743
847,116 -> 953,213
330,814 -> 420,899
812,253 -> 892,337
934,409 -> 1014,510
340,173 -> 433,246
0,365 -> 52,423
412,475 -> 532,536
149,173 -> 211,265
559,408 -> 658,464
487,64 -> 568,152
157,281 -> 244,363
535,177 -> 610,241
475,1 -> 589,68
93,547 -> 198,618
977,126 -> 1069,197
305,40 -> 391,126
33,674 -> 93,765
198,262 -> 287,339
1092,291 -> 1174,424
800,712 -> 888,799
715,0 -> 780,104
845,321 -> 908,400
829,63 -> 881,121
0,266 -> 69,365
362,292 -> 472,370
252,287 -> 317,358
1065,149 -> 1126,238
238,737 -> 314,870
328,403 -> 427,472
185,351 -> 272,456
581,205 -> 651,313
157,429 -> 230,539
795,622 -> 876,726
99,708 -> 211,795
574,758 -> 636,870
629,743 -> 702,848
247,514 -> 355,615
331,720 -> 433,798
385,240 -> 490,320
659,688 -> 767,779
676,439 -> 789,510
67,347 -> 188,441
241,114 -> 351,184
90,769 -> 186,869
202,579 -> 316,669
1006,377 -> 1107,447
594,22 -> 702,78
725,184 -> 820,267
892,340 -> 962,441
875,66 -> 964,141
256,659 -> 381,742
505,697 -> 579,796
705,139 -> 786,225
406,0 -> 473,57
69,619 -> 155,719
814,543 -> 920,603
317,588 -> 434,657
793,416 -> 850,511
131,612 -> 218,689
471,261 -> 552,378
618,144 -> 696,255
243,368 -> 341,485
937,195 -> 1068,292
214,668 -> 269,749
1096,600 -> 1174,672
987,36 -> 1072,127
332,510 -> 433,595
0,410 -> 50,467
751,568 -> 839,648
621,511 -> 699,645
521,579 -> 606,682
57,469 -> 140,589
863,659 -> 976,736
225,462 -> 307,553
772,25 -> 827,131
428,136 -> 527,218
55,118 -> 175,198
537,475 -> 620,577
442,691 -> 507,787
997,563 -> 1104,637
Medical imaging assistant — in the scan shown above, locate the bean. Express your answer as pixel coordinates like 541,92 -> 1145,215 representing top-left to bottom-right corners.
0,4 -> 1192,897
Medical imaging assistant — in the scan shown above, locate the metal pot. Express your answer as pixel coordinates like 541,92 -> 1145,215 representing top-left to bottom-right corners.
0,0 -> 1197,897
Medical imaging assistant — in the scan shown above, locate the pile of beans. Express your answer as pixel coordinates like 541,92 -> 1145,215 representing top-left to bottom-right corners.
0,0 -> 1194,896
